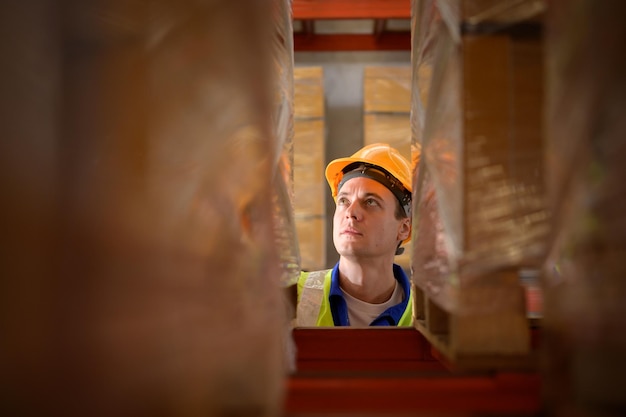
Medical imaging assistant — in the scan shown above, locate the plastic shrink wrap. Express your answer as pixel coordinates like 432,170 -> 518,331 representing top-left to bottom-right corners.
273,0 -> 300,289
1,1 -> 289,416
272,0 -> 299,374
543,1 -> 626,415
410,0 -> 548,356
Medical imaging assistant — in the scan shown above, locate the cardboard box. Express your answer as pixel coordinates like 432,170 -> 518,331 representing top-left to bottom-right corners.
294,67 -> 325,119
293,119 -> 325,216
364,66 -> 412,113
364,113 -> 411,158
295,216 -> 327,272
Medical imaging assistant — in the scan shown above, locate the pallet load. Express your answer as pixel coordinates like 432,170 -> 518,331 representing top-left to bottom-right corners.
273,0 -> 301,287
410,0 -> 548,368
293,67 -> 327,271
0,1 -> 289,415
544,0 -> 626,414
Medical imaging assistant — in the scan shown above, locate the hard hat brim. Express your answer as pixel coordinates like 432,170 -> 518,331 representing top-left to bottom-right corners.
325,156 -> 371,198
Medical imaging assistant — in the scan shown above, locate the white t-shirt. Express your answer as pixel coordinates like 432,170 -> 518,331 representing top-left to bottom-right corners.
341,281 -> 404,327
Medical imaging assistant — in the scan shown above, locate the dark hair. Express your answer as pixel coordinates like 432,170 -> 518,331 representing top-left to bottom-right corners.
394,198 -> 409,220
393,191 -> 409,255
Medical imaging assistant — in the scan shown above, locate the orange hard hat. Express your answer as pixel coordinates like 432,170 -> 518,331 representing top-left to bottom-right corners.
325,143 -> 414,242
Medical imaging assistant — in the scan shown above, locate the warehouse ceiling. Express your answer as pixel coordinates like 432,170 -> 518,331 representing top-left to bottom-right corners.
292,0 -> 412,51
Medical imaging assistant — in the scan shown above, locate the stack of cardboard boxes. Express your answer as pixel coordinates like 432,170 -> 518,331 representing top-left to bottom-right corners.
363,66 -> 413,272
543,0 -> 626,411
293,67 -> 327,271
363,66 -> 412,158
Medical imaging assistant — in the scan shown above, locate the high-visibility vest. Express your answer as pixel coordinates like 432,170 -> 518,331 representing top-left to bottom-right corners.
296,269 -> 413,327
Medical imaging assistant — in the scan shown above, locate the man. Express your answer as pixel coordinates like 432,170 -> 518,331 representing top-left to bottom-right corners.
296,143 -> 414,327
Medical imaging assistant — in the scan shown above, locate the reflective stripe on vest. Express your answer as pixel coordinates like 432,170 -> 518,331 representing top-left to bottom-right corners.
398,291 -> 413,326
296,270 -> 332,327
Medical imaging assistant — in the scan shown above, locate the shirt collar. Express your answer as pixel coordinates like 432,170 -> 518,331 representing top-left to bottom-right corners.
329,264 -> 349,326
328,262 -> 410,326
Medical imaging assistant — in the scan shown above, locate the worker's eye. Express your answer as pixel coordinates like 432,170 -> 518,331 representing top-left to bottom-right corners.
337,197 -> 350,206
364,198 -> 379,207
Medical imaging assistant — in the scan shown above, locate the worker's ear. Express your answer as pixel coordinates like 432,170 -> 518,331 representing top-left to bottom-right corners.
397,217 -> 410,242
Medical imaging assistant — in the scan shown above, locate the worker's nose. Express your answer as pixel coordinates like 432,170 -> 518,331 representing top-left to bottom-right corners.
345,201 -> 361,220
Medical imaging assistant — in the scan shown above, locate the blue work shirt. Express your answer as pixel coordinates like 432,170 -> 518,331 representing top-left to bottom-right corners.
328,262 -> 412,326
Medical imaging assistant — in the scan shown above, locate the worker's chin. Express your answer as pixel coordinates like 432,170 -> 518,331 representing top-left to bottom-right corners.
335,243 -> 364,257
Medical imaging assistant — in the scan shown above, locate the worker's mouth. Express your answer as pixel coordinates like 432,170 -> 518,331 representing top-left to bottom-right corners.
341,228 -> 362,236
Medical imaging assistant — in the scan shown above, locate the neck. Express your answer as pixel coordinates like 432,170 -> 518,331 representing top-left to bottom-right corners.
337,257 -> 397,304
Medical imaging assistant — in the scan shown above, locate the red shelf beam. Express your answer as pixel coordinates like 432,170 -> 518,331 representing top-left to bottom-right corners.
285,328 -> 542,416
285,373 -> 541,415
292,328 -> 446,372
292,0 -> 411,20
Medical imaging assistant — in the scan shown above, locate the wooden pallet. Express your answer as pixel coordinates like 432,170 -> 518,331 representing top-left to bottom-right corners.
412,282 -> 539,371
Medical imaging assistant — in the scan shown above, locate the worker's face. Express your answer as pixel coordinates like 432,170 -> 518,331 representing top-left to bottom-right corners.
333,177 -> 410,259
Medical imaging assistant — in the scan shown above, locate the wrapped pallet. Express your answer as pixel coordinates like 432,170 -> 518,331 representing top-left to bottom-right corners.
544,0 -> 626,414
410,0 -> 548,362
273,0 -> 300,288
293,67 -> 326,271
272,0 -> 299,372
0,1 -> 289,416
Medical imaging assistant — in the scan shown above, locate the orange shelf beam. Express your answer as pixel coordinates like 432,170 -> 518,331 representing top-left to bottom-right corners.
292,0 -> 411,20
